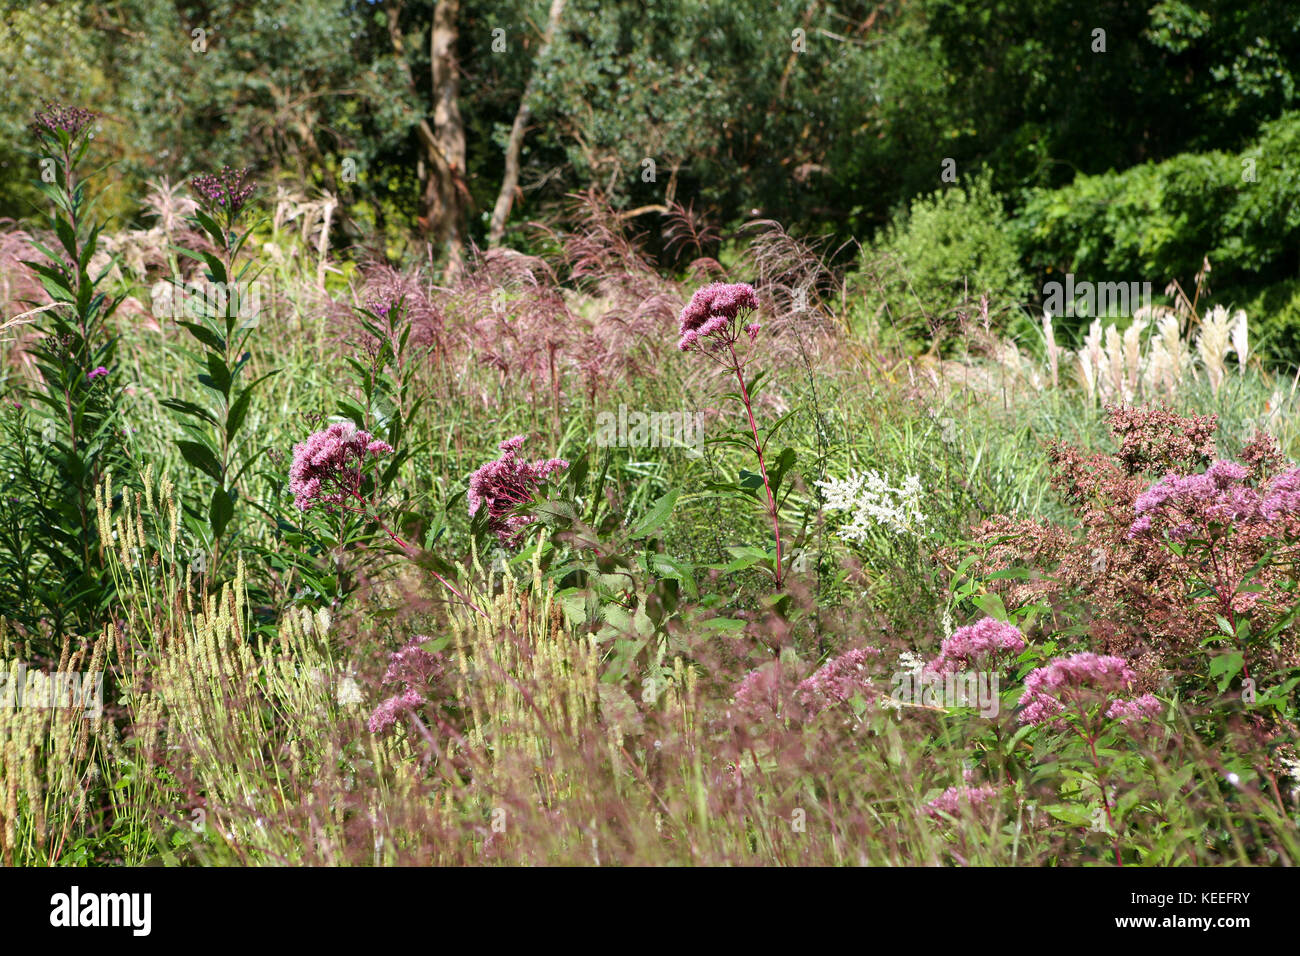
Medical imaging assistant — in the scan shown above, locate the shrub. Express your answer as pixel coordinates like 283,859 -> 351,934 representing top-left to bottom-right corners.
857,170 -> 1031,351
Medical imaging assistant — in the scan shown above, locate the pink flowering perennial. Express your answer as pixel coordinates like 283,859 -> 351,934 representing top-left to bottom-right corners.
1018,652 -> 1158,731
467,435 -> 568,546
289,421 -> 393,512
1129,460 -> 1300,539
676,282 -> 760,352
797,648 -> 880,713
925,616 -> 1025,675
924,784 -> 999,820
369,637 -> 444,734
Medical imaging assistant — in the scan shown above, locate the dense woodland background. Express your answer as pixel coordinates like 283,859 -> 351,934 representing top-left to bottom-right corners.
3,0 -> 1299,353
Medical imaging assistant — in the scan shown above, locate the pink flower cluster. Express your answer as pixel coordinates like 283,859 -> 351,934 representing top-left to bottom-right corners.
368,637 -> 444,734
368,688 -> 425,734
1105,693 -> 1162,725
676,282 -> 760,352
731,662 -> 793,722
924,784 -> 999,820
1017,652 -> 1157,730
467,435 -> 568,545
797,647 -> 880,713
382,641 -> 442,687
1129,460 -> 1300,539
289,422 -> 393,511
924,617 -> 1025,675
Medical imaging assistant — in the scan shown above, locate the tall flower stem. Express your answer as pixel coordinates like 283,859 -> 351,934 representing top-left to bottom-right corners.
340,490 -> 488,620
728,342 -> 783,587
1084,729 -> 1123,867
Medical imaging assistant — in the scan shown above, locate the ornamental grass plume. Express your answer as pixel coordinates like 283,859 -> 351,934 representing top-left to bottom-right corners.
467,435 -> 568,546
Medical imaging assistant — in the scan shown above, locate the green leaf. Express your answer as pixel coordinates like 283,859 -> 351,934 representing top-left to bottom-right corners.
209,486 -> 234,539
160,398 -> 219,427
1208,651 -> 1245,693
630,488 -> 680,539
971,591 -> 1008,621
178,320 -> 226,353
177,440 -> 224,483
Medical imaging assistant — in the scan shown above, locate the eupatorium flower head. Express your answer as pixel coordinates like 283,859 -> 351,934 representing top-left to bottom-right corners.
32,103 -> 95,142
677,282 -> 759,351
367,688 -> 425,734
1017,652 -> 1155,730
467,435 -> 568,545
924,784 -> 999,820
925,617 -> 1025,675
1130,459 -> 1300,539
797,647 -> 880,713
289,421 -> 393,511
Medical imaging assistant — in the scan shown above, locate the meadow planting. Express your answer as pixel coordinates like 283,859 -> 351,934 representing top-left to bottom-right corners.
1,102 -> 1297,868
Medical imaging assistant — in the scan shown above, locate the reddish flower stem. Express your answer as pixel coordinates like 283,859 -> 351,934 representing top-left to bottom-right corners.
728,342 -> 784,587
340,488 -> 488,620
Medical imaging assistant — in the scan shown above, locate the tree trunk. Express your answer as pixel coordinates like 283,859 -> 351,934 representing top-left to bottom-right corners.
388,0 -> 468,274
488,0 -> 567,248
429,0 -> 467,272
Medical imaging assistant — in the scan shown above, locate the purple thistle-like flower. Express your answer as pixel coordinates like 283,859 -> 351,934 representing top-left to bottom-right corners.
87,366 -> 108,381
925,617 -> 1025,675
288,421 -> 393,511
676,282 -> 759,352
32,103 -> 95,141
796,647 -> 880,713
191,165 -> 257,215
467,435 -> 568,546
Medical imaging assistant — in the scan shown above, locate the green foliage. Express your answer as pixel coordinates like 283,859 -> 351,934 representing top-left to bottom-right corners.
164,191 -> 276,572
0,119 -> 123,644
858,171 -> 1031,349
1016,111 -> 1300,324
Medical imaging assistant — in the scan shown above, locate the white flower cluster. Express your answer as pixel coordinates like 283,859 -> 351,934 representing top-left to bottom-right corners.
816,470 -> 928,542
